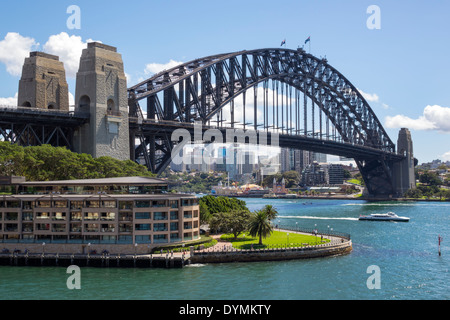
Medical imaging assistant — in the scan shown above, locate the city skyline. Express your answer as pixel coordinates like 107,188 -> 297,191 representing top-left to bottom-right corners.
0,1 -> 449,164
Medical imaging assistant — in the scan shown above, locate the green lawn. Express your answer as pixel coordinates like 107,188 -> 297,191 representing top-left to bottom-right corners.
220,231 -> 330,249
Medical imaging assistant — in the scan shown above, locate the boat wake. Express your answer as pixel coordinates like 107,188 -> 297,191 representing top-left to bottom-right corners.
280,215 -> 359,221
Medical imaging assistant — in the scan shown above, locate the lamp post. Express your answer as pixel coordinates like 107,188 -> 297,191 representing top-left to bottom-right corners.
42,242 -> 45,255
287,233 -> 289,247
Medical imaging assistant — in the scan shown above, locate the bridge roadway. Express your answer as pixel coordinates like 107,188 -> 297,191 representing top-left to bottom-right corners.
0,106 -> 404,165
0,105 -> 89,127
129,117 -> 404,162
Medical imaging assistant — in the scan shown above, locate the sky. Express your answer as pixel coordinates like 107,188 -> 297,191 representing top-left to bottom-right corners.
0,0 -> 449,164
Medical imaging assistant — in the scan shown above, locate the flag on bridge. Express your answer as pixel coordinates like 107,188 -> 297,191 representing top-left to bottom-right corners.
305,36 -> 311,44
281,39 -> 286,47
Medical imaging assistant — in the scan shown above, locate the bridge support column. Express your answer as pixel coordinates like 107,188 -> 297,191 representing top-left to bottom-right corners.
392,128 -> 416,197
73,42 -> 130,161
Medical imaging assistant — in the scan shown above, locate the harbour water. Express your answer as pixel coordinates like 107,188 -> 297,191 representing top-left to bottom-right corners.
0,198 -> 448,300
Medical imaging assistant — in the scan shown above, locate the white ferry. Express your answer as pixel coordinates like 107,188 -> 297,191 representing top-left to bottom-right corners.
359,212 -> 409,222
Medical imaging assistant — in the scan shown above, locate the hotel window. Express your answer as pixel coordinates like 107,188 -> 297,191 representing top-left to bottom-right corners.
169,200 -> 178,208
54,201 -> 68,208
170,233 -> 180,241
102,200 -> 116,208
22,224 -> 33,232
36,200 -> 51,208
52,212 -> 67,221
85,200 -> 100,208
118,235 -> 132,244
5,224 -> 18,232
170,211 -> 178,220
6,201 -> 20,208
0,212 -> 2,220
36,212 -> 50,220
119,201 -> 133,210
70,224 -> 82,232
153,234 -> 167,243
153,212 -> 167,221
153,223 -> 167,232
184,211 -> 192,219
36,224 -> 50,231
170,222 -> 178,231
84,224 -> 99,232
100,212 -> 116,221
119,212 -> 133,221
70,201 -> 83,210
71,212 -> 82,221
135,235 -> 151,243
22,201 -> 34,210
135,212 -> 151,220
52,224 -> 66,232
135,224 -> 151,231
101,224 -> 115,232
119,224 -> 133,233
5,212 -> 18,221
135,200 -> 150,208
152,200 -> 167,208
84,212 -> 99,221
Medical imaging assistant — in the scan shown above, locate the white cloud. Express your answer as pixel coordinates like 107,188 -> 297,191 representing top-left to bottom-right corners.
145,59 -> 184,75
0,92 -> 18,106
43,32 -> 99,78
442,151 -> 450,162
385,105 -> 450,133
358,88 -> 379,102
385,114 -> 435,131
0,32 -> 39,76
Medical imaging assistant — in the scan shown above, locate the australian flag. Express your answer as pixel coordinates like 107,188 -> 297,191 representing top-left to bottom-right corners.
305,36 -> 311,44
280,39 -> 286,46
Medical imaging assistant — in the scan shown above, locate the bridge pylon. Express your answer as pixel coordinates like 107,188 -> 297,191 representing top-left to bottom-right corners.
18,52 -> 69,111
393,128 -> 416,196
73,42 -> 130,161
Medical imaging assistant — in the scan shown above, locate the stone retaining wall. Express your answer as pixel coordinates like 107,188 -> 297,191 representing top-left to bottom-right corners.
190,240 -> 352,264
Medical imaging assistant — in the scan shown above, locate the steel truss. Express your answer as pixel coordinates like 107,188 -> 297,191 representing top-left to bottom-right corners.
127,48 -> 402,196
0,107 -> 88,150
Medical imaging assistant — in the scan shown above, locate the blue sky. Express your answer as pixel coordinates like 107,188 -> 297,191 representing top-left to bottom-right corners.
0,0 -> 449,164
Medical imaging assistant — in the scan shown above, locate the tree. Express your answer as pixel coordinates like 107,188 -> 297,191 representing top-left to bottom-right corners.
209,210 -> 252,239
198,195 -> 249,215
247,210 -> 273,245
261,205 -> 278,221
0,142 -> 154,181
419,171 -> 441,186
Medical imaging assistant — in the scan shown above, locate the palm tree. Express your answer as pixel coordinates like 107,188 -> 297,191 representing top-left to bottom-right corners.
261,204 -> 278,221
248,210 -> 273,245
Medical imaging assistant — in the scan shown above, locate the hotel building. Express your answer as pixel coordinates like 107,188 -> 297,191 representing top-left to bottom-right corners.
0,176 -> 200,254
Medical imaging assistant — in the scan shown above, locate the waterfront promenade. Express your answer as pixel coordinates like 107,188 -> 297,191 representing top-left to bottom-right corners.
0,228 -> 352,268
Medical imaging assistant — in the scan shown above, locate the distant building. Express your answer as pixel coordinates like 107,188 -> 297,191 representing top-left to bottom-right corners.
273,178 -> 287,194
301,162 -> 326,186
326,164 -> 344,185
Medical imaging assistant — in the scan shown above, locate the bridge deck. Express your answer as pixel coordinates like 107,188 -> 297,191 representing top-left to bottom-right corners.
0,106 -> 89,126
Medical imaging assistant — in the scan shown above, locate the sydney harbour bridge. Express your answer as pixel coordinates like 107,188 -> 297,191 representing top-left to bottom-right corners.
0,43 -> 415,198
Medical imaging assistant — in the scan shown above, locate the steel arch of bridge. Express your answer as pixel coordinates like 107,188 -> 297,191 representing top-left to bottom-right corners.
128,48 -> 402,196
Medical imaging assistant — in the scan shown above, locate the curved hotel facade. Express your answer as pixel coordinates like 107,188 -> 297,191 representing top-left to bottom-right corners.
0,176 -> 200,254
